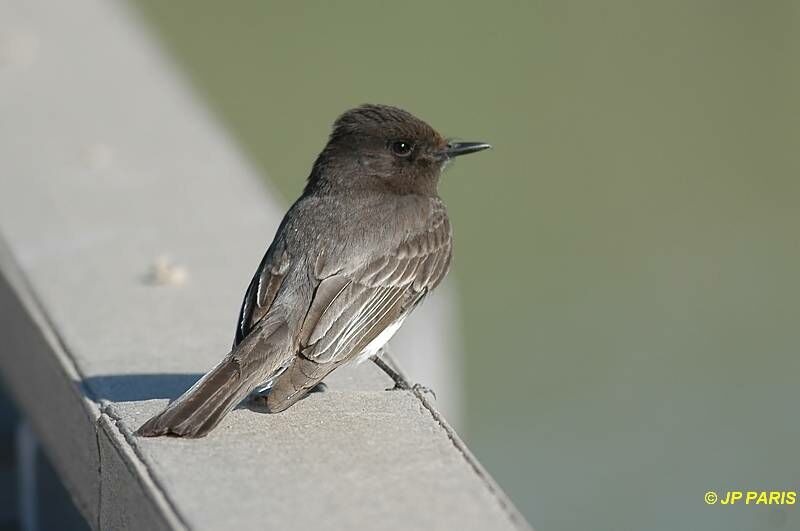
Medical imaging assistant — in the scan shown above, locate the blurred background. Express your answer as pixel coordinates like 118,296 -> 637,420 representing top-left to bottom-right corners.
4,1 -> 800,530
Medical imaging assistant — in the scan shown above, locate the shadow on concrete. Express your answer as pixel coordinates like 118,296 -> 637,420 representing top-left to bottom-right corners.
80,373 -> 203,402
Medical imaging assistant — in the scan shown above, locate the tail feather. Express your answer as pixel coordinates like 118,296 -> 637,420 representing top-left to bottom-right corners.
136,357 -> 253,438
136,318 -> 290,438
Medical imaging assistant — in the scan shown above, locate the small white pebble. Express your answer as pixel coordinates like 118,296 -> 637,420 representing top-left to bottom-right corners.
145,255 -> 189,286
83,143 -> 114,170
0,29 -> 39,67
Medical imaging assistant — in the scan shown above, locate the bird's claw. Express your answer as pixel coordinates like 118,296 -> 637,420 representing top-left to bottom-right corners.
386,381 -> 436,399
247,392 -> 269,410
412,383 -> 437,400
386,380 -> 410,392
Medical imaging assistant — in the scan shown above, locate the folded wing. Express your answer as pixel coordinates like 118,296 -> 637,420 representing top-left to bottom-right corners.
265,212 -> 452,411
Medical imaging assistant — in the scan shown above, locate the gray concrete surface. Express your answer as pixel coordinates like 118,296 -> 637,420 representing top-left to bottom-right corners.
0,0 -> 530,529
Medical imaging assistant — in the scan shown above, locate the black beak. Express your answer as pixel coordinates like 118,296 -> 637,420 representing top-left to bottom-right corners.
444,142 -> 492,158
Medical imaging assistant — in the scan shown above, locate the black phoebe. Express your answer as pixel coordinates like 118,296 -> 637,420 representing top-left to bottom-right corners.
137,104 -> 490,437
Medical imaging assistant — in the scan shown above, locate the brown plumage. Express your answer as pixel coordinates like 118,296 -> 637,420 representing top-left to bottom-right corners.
136,104 -> 489,438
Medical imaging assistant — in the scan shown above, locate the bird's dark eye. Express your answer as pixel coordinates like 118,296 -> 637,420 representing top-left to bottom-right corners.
390,140 -> 414,157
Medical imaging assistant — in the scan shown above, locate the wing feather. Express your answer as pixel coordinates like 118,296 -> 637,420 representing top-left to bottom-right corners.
299,214 -> 451,366
234,242 -> 289,346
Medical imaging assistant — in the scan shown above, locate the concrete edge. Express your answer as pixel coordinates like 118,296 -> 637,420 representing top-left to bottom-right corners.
97,406 -> 186,530
411,388 -> 530,529
0,233 -> 186,530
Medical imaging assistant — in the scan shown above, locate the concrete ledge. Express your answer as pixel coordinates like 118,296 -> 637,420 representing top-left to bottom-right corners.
0,0 -> 530,529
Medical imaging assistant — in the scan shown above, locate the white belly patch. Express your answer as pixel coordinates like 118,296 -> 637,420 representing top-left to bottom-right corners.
354,316 -> 406,365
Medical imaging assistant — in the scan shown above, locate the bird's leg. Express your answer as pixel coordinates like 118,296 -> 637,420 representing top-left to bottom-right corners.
372,346 -> 436,399
372,353 -> 411,391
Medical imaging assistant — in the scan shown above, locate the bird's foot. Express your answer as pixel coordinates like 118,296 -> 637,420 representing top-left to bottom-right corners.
386,381 -> 436,399
411,383 -> 436,400
245,392 -> 269,411
387,380 -> 411,392
247,382 -> 327,410
248,391 -> 269,409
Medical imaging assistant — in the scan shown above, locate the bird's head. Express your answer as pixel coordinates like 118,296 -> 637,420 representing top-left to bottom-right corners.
306,104 -> 490,196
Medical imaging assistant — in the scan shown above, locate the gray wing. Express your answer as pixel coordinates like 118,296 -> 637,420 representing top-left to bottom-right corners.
234,238 -> 290,346
265,212 -> 451,411
300,211 -> 451,363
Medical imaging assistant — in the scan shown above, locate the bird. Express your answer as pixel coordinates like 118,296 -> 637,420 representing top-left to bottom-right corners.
136,104 -> 490,437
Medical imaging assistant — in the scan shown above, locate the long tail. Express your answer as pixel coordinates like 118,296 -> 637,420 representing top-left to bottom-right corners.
136,320 -> 290,438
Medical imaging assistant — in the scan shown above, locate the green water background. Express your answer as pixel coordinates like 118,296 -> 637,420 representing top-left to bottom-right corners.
131,2 -> 800,529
